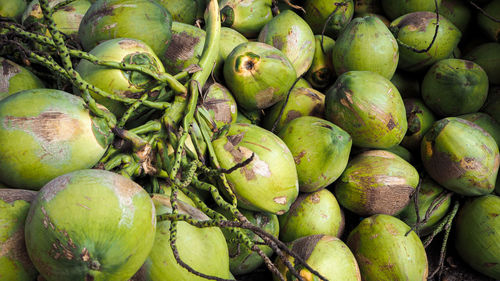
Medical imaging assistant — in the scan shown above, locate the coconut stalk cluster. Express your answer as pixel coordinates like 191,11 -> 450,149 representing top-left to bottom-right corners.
0,0 -> 500,280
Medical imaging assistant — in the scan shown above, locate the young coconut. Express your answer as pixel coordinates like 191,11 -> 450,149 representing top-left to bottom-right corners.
477,0 -> 500,42
325,70 -> 407,149
381,0 -> 441,20
0,0 -> 26,21
401,98 -> 436,151
155,0 -> 203,24
0,89 -> 113,190
278,189 -> 344,243
76,38 -> 165,117
131,194 -> 232,281
346,214 -> 428,281
277,116 -> 352,192
200,82 -> 238,131
212,123 -> 299,215
258,10 -> 316,77
332,15 -> 399,79
24,169 -> 157,281
455,195 -> 500,280
78,0 -> 173,65
0,57 -> 44,101
219,0 -> 273,38
464,43 -> 500,85
459,112 -> 500,144
0,189 -> 38,281
334,150 -> 419,216
274,235 -> 361,281
305,35 -> 336,90
421,117 -> 500,196
223,42 -> 296,112
303,0 -> 355,38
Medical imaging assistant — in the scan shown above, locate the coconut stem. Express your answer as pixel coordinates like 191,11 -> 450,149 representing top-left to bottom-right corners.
423,199 -> 459,248
320,0 -> 348,54
469,1 -> 500,23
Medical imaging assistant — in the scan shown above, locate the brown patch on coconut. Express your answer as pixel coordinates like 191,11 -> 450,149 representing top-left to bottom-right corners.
255,87 -> 277,109
164,32 -> 200,72
203,98 -> 232,124
273,196 -> 288,205
0,227 -> 34,271
362,181 -> 414,216
285,110 -> 302,124
0,59 -> 20,93
425,151 -> 466,181
0,189 -> 37,204
41,175 -> 71,202
290,235 -> 324,261
294,150 -> 307,165
396,12 -> 436,32
82,2 -> 114,26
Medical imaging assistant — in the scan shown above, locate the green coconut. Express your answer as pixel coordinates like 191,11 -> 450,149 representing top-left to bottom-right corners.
305,35 -> 336,90
439,0 -> 471,33
215,27 -> 248,77
25,169 -> 156,281
258,10 -> 316,77
223,42 -> 296,111
78,0 -> 172,64
332,15 -> 399,79
0,89 -> 113,190
381,0 -> 441,20
455,195 -> 500,279
274,235 -> 361,281
346,214 -> 428,281
278,116 -> 352,192
261,87 -> 325,133
76,38 -> 165,117
199,82 -> 238,131
0,57 -> 44,101
131,194 -> 232,281
22,0 -> 91,39
278,189 -> 344,243
354,0 -> 382,15
390,12 -> 461,72
325,71 -> 407,149
390,71 -> 420,98
459,112 -> 500,145
219,0 -> 273,38
464,43 -> 500,85
422,58 -> 489,116
212,123 -> 299,214
303,0 -> 355,38
0,0 -> 26,21
335,150 -> 419,216
0,189 -> 38,281
217,207 -> 279,276
383,145 -> 413,163
156,0 -> 202,24
421,117 -> 500,196
401,98 -> 436,151
478,0 -> 500,42
162,22 -> 206,75
397,177 -> 452,235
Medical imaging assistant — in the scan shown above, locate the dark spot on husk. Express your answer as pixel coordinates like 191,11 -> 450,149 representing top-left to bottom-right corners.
272,36 -> 285,50
227,133 -> 244,147
426,150 -> 466,181
395,12 -> 436,32
164,32 -> 200,71
362,182 -> 414,216
285,110 -> 302,124
0,59 -> 20,92
244,60 -> 255,70
291,235 -> 324,261
203,98 -> 232,124
309,192 -> 320,203
464,60 -> 474,69
484,262 -> 498,268
294,150 -> 306,165
122,90 -> 142,99
82,3 -> 114,26
61,5 -> 76,12
255,87 -> 277,109
0,189 -> 37,204
0,227 -> 33,271
386,117 -> 396,130
318,122 -> 333,130
41,175 -> 71,202
489,213 -> 499,218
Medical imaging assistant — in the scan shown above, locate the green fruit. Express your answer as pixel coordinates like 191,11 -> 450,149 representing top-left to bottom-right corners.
354,0 -> 382,15
0,89 -> 113,190
76,38 -> 165,116
25,169 -> 156,281
335,150 -> 419,216
455,195 -> 500,279
464,43 -> 500,84
0,57 -> 44,101
383,145 -> 413,163
163,22 -> 206,75
219,0 -> 273,38
332,15 -> 399,79
303,0 -> 355,38
278,116 -> 352,192
218,208 -> 279,276
261,87 -> 325,133
79,0 -> 172,64
200,82 -> 238,130
325,71 -> 407,149
132,194 -> 232,281
439,0 -> 471,33
459,112 -> 500,145
212,123 -> 299,214
397,177 -> 452,235
421,117 -> 499,196
156,0 -> 202,24
390,71 -> 420,98
381,0 -> 442,20
390,12 -> 461,72
422,58 -> 489,116
0,189 -> 38,281
478,0 -> 500,42
258,10 -> 316,77
223,42 -> 296,111
347,214 -> 428,281
0,0 -> 26,21
401,98 -> 436,151
22,0 -> 91,38
278,189 -> 344,243
217,27 -> 249,77
274,235 -> 361,281
305,35 -> 335,90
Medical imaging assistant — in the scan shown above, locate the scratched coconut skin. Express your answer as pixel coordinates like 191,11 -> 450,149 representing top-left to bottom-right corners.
0,89 -> 111,190
24,169 -> 156,281
212,123 -> 299,215
0,58 -> 44,101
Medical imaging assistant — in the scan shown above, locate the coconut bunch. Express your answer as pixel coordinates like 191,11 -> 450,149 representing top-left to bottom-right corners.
1,0 -> 500,280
